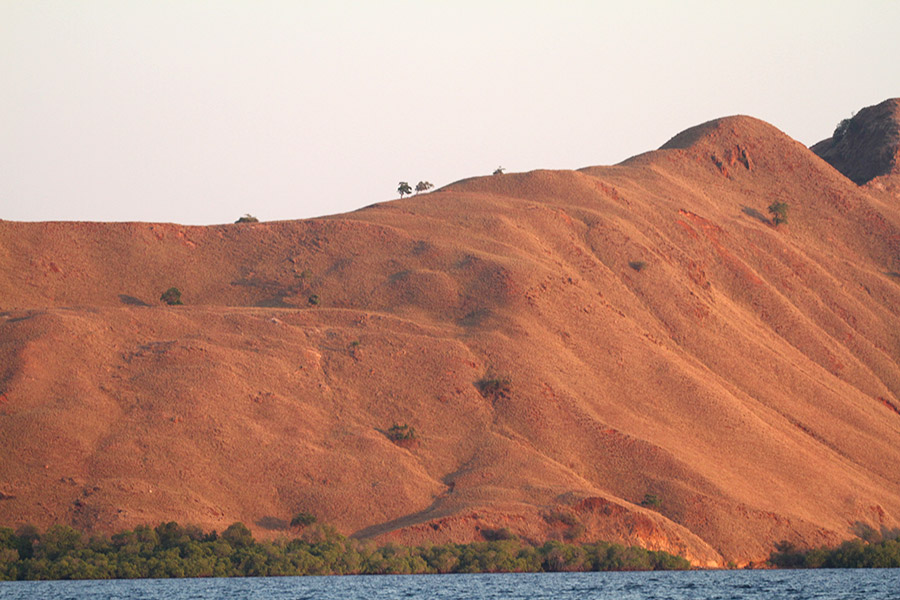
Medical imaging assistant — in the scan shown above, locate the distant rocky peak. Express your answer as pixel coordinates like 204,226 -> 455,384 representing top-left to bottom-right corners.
811,98 -> 900,185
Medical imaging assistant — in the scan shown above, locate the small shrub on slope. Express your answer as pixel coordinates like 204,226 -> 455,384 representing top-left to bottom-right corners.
476,375 -> 511,401
160,287 -> 183,306
385,423 -> 418,448
768,201 -> 789,227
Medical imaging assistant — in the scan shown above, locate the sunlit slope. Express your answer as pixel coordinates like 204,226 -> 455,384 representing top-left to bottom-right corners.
2,111 -> 900,566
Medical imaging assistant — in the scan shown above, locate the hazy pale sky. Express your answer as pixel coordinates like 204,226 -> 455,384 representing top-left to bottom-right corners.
2,1 -> 898,224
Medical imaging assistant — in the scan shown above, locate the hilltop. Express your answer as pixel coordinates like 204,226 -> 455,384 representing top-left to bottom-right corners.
2,100 -> 900,567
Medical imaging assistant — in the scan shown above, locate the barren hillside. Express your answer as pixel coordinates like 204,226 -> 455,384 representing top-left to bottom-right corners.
2,100 -> 900,566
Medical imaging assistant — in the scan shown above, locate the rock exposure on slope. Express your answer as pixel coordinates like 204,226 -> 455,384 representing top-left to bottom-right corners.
2,101 -> 900,567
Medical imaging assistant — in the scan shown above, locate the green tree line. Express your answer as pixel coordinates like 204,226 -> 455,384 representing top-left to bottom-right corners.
768,537 -> 900,569
0,521 -> 689,580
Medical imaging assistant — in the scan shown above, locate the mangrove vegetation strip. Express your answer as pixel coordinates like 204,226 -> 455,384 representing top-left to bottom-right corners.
0,522 -> 690,580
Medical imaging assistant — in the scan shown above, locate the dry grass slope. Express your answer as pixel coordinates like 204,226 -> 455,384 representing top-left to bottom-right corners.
2,101 -> 900,566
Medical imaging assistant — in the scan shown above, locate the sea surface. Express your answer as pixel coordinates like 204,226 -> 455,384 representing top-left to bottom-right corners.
1,569 -> 898,600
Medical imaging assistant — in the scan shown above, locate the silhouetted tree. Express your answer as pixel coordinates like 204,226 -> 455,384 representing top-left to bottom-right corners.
415,181 -> 433,194
398,182 -> 412,198
493,166 -> 505,175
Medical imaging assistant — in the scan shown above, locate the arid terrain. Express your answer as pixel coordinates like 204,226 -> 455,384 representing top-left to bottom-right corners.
2,99 -> 899,567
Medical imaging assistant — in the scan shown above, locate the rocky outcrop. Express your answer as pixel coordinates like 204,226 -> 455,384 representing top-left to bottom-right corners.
811,98 -> 900,185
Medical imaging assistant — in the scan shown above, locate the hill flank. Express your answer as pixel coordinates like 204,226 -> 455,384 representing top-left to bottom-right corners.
2,102 -> 900,566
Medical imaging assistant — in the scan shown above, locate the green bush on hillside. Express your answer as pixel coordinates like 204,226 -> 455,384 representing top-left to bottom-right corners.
160,287 -> 183,305
629,260 -> 648,272
640,494 -> 662,508
290,512 -> 317,529
386,423 -> 416,443
768,201 -> 789,227
475,375 -> 511,401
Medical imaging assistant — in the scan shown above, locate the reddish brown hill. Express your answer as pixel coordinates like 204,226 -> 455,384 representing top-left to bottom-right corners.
3,104 -> 900,567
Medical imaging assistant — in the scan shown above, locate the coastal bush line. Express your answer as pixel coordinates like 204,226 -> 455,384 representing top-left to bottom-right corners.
0,522 -> 689,580
768,537 -> 900,569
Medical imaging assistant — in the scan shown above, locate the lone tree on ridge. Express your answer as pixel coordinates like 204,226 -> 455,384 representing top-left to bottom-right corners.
398,181 -> 412,198
415,181 -> 433,194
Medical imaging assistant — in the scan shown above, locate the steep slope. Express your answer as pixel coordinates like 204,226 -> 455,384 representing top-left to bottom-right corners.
2,106 -> 900,566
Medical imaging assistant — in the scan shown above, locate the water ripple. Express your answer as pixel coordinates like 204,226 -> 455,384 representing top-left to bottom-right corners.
1,569 -> 899,600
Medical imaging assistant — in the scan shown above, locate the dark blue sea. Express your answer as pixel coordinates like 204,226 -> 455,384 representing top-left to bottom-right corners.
1,569 -> 898,599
